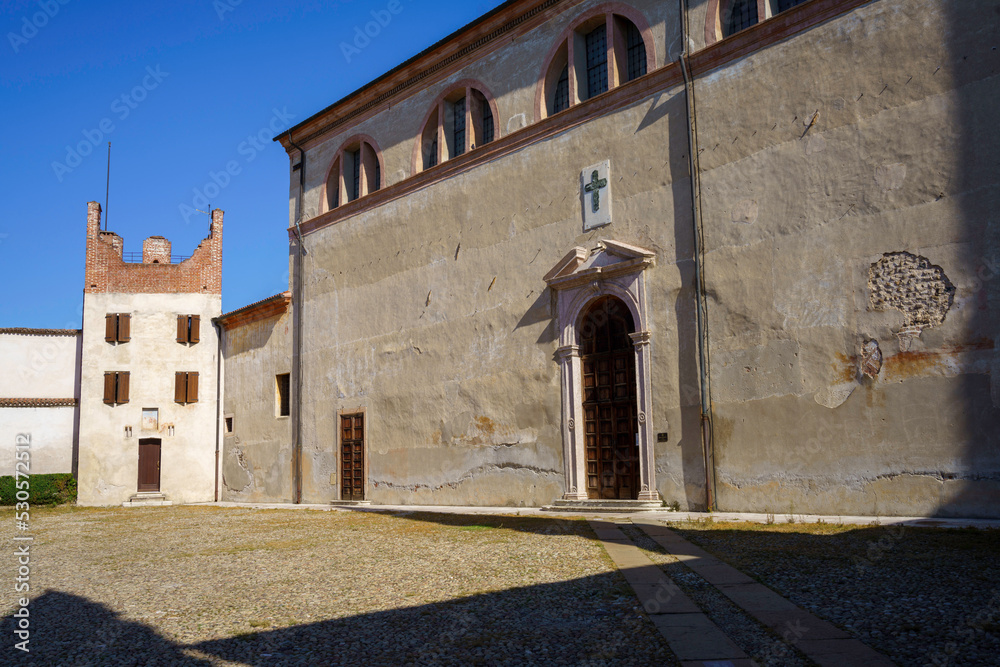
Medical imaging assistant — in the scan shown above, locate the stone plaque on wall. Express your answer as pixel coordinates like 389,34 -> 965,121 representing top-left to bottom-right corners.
581,160 -> 612,231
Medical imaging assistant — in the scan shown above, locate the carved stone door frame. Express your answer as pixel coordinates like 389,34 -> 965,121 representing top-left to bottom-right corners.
544,240 -> 658,502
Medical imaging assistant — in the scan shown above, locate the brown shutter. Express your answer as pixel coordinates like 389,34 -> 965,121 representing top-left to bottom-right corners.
177,315 -> 188,343
119,314 -> 131,342
118,372 -> 130,404
103,372 -> 115,404
175,372 -> 186,403
106,314 -> 116,343
190,315 -> 200,344
187,372 -> 199,403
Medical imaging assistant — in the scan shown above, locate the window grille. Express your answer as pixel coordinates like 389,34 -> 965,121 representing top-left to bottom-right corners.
585,26 -> 608,99
350,150 -> 361,200
725,0 -> 759,36
428,137 -> 438,168
453,97 -> 467,157
625,22 -> 647,81
777,0 -> 808,12
482,102 -> 494,144
553,65 -> 570,113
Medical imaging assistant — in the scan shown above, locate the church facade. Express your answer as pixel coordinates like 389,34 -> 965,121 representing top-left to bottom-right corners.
229,0 -> 995,517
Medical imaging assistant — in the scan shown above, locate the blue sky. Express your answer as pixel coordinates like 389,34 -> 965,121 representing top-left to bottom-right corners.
1,0 -> 504,328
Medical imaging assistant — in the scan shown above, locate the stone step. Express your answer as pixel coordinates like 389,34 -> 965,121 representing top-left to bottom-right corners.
329,500 -> 372,507
542,499 -> 663,513
123,493 -> 172,508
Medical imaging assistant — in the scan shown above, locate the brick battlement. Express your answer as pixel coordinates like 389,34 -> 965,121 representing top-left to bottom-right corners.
84,202 -> 222,294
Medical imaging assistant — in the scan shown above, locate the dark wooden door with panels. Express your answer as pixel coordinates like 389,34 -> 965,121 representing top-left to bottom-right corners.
340,413 -> 365,501
137,438 -> 161,492
580,296 -> 639,500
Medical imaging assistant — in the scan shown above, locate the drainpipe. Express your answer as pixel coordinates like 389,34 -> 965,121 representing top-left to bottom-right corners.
680,0 -> 718,511
286,132 -> 307,505
212,319 -> 224,502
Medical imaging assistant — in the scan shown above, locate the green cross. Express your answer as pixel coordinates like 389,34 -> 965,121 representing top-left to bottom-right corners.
584,170 -> 608,213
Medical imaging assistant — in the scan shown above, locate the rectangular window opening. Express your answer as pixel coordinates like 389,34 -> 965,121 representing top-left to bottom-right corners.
276,373 -> 291,417
225,415 -> 234,434
177,315 -> 201,344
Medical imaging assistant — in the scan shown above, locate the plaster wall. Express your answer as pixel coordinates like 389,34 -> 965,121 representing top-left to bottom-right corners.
693,0 -> 1000,517
0,332 -> 80,398
77,293 -> 222,506
0,409 -> 75,476
280,0 -> 998,516
220,312 -> 293,502
294,80 -> 703,506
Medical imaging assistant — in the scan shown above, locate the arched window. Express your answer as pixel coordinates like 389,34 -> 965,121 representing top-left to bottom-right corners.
537,5 -> 655,120
415,81 -> 499,173
710,0 -> 813,43
324,135 -> 383,211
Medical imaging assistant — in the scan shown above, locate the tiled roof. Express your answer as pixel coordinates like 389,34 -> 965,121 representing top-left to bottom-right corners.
0,398 -> 77,408
217,292 -> 292,329
0,328 -> 81,336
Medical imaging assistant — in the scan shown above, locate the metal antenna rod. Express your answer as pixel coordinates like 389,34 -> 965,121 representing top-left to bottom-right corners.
104,142 -> 111,231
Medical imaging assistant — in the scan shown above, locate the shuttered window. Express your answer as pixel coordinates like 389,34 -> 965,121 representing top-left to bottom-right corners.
104,313 -> 131,343
174,372 -> 199,404
176,315 -> 201,344
103,371 -> 130,405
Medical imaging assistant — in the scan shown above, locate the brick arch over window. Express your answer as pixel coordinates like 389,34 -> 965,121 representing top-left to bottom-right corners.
321,133 -> 385,213
706,0 -> 812,45
411,79 -> 500,175
535,3 -> 656,121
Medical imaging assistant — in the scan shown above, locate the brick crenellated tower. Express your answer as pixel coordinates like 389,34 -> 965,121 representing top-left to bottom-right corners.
84,202 -> 222,294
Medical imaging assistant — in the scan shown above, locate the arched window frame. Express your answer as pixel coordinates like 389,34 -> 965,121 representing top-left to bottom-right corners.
706,0 -> 813,45
535,3 -> 656,121
412,80 -> 501,175
321,134 -> 385,212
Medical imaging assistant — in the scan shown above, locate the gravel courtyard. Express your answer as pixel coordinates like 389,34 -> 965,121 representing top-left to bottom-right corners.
1,506 -> 672,666
4,506 -> 1000,666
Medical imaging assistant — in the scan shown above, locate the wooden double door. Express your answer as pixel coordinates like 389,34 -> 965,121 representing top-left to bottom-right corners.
580,297 -> 639,500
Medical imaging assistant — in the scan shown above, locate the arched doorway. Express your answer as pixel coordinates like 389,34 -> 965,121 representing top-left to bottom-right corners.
579,296 -> 638,499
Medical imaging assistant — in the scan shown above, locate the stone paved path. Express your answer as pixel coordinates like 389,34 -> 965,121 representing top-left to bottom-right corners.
590,519 -> 897,667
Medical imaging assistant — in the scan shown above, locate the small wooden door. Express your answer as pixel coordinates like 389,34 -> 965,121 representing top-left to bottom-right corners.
340,414 -> 365,501
581,297 -> 639,500
138,439 -> 161,492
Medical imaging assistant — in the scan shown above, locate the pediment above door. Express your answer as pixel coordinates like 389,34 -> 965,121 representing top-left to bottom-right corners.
543,240 -> 656,289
